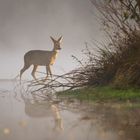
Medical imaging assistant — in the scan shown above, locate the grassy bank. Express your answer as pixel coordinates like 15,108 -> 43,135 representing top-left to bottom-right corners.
58,86 -> 140,102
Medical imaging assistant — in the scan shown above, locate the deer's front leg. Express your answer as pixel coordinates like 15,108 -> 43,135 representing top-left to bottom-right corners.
45,66 -> 49,80
31,65 -> 38,80
48,65 -> 52,78
45,65 -> 52,80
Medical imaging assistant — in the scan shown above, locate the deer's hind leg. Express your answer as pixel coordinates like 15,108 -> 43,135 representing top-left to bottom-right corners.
20,64 -> 30,80
31,65 -> 38,80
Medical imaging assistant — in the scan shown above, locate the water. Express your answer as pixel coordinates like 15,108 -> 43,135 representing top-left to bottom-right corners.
0,80 -> 139,140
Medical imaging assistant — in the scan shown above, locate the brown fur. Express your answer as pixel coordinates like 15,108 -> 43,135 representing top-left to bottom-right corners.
20,36 -> 63,80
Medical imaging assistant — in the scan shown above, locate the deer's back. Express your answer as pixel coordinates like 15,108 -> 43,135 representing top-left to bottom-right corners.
24,50 -> 53,66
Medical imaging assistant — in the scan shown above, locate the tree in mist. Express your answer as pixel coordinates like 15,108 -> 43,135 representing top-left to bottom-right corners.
108,0 -> 140,23
87,0 -> 140,87
90,0 -> 140,35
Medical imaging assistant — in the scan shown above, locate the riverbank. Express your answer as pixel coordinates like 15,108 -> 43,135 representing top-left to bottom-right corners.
58,86 -> 140,103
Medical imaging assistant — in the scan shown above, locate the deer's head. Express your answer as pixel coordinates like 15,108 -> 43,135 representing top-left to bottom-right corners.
50,36 -> 63,51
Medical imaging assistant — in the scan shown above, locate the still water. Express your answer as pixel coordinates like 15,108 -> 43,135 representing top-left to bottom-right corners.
0,80 -> 139,140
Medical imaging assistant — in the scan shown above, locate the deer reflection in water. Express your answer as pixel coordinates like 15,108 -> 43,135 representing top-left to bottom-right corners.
21,93 -> 64,131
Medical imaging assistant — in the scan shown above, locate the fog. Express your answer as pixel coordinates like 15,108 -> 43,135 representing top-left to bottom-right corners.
0,0 -> 101,79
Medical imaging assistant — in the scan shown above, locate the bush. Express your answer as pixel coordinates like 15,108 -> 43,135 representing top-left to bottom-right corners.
75,31 -> 140,88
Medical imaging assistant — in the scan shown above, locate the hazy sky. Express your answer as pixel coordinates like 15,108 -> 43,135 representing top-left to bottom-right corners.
0,0 -> 102,79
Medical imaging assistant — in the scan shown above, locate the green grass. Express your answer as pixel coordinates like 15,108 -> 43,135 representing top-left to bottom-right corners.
58,86 -> 140,102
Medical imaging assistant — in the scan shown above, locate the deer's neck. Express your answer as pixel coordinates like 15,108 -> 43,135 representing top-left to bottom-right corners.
52,48 -> 59,56
50,49 -> 59,65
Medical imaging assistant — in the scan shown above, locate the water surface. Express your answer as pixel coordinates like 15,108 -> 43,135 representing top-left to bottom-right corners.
0,80 -> 139,140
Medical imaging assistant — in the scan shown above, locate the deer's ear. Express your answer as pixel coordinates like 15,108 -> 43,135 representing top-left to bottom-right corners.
50,36 -> 55,42
58,36 -> 63,42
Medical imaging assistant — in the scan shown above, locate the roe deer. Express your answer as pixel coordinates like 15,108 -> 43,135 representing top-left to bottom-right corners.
20,36 -> 63,80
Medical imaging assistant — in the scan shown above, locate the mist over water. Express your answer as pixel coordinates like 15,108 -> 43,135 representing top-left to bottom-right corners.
0,1 -> 139,140
0,0 -> 101,79
0,80 -> 139,140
